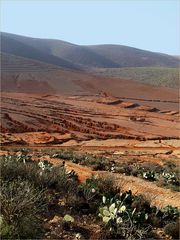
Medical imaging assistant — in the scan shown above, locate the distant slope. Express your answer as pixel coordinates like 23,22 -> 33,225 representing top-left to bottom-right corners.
174,55 -> 180,60
1,32 -> 180,91
87,45 -> 179,68
1,32 -> 119,68
1,33 -> 78,70
90,67 -> 179,88
1,32 -> 179,69
1,52 -> 61,72
1,65 -> 178,104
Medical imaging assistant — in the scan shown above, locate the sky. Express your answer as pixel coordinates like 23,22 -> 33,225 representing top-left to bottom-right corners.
1,0 -> 179,55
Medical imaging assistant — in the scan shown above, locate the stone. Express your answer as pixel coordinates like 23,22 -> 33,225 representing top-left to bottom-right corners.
49,215 -> 61,225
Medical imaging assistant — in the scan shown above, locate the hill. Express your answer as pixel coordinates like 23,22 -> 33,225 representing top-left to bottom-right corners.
1,32 -> 179,93
1,32 -> 119,68
87,44 -> 179,68
90,67 -> 179,88
1,33 -> 78,70
1,52 -> 61,72
1,32 -> 179,69
1,61 -> 179,111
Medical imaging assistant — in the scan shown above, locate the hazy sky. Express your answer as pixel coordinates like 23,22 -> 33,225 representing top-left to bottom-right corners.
1,0 -> 179,55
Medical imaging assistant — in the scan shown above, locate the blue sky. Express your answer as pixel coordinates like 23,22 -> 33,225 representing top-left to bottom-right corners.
1,0 -> 179,55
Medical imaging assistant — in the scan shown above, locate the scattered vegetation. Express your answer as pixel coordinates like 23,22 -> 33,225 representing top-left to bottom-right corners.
77,175 -> 119,213
0,153 -> 79,239
0,155 -> 78,194
98,190 -> 179,239
0,150 -> 179,239
92,67 -> 179,88
164,221 -> 179,239
0,178 -> 47,239
50,149 -> 179,191
117,162 -> 180,192
98,192 -> 150,239
52,149 -> 112,171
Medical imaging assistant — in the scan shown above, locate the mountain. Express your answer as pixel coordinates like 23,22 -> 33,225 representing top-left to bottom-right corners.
1,32 -> 119,68
1,32 -> 179,69
86,45 -> 179,68
1,32 -> 179,97
1,33 -> 78,70
1,52 -> 61,72
174,55 -> 180,60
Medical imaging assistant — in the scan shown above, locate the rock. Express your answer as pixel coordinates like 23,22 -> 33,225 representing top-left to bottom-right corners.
74,233 -> 82,239
49,215 -> 61,225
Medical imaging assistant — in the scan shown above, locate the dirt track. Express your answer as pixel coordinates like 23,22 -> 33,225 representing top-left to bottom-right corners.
2,144 -> 179,151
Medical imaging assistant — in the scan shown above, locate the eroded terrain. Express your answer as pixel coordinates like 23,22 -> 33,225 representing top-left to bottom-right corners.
1,92 -> 179,144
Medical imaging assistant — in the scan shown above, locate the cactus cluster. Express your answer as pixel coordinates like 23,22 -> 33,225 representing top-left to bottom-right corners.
98,191 -> 151,238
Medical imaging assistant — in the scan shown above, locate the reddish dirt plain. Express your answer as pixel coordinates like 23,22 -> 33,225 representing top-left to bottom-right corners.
1,92 -> 179,142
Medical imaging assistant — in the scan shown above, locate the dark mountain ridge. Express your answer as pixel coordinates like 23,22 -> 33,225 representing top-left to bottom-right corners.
1,32 -> 179,69
1,33 -> 79,70
1,32 -> 179,94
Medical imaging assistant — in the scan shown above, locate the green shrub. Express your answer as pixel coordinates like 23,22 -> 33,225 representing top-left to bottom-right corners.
117,162 -> 180,191
131,194 -> 152,214
0,155 -> 41,184
77,175 -> 119,213
161,205 -> 179,223
98,193 -> 150,239
52,150 -> 111,171
98,190 -> 179,239
0,178 -> 47,239
148,205 -> 179,228
52,149 -> 74,160
76,154 -> 110,171
0,154 -> 80,238
79,175 -> 119,200
164,221 -> 179,239
0,155 -> 79,197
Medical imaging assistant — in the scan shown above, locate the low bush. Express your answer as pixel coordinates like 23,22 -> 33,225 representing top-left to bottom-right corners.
1,150 -> 179,239
0,153 -> 79,239
0,155 -> 79,197
52,151 -> 180,191
164,221 -> 179,239
52,150 -> 112,171
98,190 -> 179,239
52,149 -> 74,161
76,175 -> 119,213
80,175 -> 119,199
117,162 -> 180,191
98,191 -> 151,239
0,178 -> 47,239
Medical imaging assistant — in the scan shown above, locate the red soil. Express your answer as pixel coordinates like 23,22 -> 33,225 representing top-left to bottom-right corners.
1,93 -> 179,146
